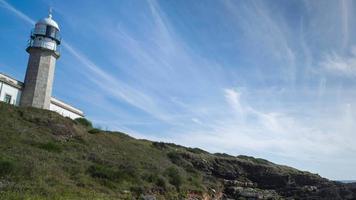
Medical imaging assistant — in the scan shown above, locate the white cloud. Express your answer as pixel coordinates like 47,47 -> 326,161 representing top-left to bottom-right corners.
191,118 -> 202,124
320,48 -> 356,77
224,88 -> 243,115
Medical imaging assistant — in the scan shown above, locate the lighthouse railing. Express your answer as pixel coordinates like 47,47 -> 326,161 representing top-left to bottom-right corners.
26,38 -> 61,54
30,29 -> 61,43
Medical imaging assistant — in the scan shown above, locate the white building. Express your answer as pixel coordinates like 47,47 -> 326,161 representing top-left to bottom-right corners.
0,73 -> 84,119
0,11 -> 84,119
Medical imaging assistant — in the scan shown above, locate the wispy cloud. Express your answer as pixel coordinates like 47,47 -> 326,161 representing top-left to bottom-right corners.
0,0 -> 35,25
62,42 -> 171,121
320,47 -> 356,77
223,0 -> 297,84
172,87 -> 356,164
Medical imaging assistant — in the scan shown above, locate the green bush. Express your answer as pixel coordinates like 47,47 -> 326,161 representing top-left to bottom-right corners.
130,186 -> 144,196
74,118 -> 93,128
87,164 -> 120,180
167,152 -> 197,174
88,128 -> 101,134
167,152 -> 182,165
165,167 -> 183,191
0,159 -> 14,177
237,155 -> 270,165
214,153 -> 234,158
156,176 -> 167,190
186,147 -> 207,154
87,165 -> 120,180
152,142 -> 168,150
37,142 -> 62,153
87,164 -> 139,183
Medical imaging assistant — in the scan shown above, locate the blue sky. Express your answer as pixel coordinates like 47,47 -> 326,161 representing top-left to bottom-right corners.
1,0 -> 356,180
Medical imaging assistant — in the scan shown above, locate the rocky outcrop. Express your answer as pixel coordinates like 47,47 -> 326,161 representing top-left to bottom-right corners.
166,151 -> 356,199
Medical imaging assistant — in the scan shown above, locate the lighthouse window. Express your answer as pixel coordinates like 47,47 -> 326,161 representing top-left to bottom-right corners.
46,26 -> 57,38
35,24 -> 46,35
4,94 -> 12,104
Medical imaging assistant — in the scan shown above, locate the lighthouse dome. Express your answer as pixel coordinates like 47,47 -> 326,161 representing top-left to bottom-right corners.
36,14 -> 60,30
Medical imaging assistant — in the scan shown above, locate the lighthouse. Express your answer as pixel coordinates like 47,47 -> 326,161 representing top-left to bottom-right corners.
20,10 -> 61,109
1,10 -> 84,118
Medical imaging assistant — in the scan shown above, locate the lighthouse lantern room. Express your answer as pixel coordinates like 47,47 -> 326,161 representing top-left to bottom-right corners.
27,9 -> 61,55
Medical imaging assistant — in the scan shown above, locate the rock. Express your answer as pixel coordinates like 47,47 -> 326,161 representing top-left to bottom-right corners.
141,195 -> 156,200
302,185 -> 318,192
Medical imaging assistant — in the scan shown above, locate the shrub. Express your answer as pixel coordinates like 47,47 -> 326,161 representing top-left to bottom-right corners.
186,147 -> 207,154
167,152 -> 197,174
237,155 -> 270,164
152,142 -> 168,150
167,152 -> 182,165
37,142 -> 62,153
88,128 -> 101,134
74,118 -> 93,128
87,164 -> 139,183
87,164 -> 120,180
214,153 -> 234,158
165,167 -> 183,191
0,159 -> 14,177
130,186 -> 145,196
156,176 -> 167,190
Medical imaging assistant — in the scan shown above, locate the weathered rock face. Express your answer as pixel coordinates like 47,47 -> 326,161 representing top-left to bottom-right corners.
168,151 -> 356,200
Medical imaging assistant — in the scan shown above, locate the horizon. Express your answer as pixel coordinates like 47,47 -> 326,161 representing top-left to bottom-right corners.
1,0 -> 355,180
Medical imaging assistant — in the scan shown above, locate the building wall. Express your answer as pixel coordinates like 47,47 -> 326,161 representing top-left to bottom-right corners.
1,73 -> 84,120
49,102 -> 82,119
0,81 -> 22,105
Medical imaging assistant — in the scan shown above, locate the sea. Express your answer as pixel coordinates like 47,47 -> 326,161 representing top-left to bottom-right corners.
337,180 -> 356,184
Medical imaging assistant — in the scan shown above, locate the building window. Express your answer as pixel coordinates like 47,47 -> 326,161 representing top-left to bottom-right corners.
4,94 -> 12,104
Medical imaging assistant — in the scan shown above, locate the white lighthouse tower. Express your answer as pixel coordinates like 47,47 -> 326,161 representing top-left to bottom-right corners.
20,9 -> 61,109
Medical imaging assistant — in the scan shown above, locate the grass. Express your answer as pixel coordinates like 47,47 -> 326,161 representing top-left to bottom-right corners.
0,103 -> 209,199
34,142 -> 62,153
0,102 -> 328,199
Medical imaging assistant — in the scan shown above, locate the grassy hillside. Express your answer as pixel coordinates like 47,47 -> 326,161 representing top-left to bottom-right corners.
0,103 -> 355,200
